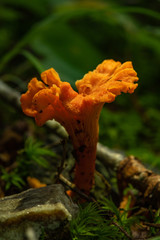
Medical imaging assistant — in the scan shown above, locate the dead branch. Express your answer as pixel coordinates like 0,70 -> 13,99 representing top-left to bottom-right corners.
96,142 -> 125,170
0,80 -> 21,107
117,155 -> 160,209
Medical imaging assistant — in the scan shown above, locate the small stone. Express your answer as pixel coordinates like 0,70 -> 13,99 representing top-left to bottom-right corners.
0,184 -> 78,240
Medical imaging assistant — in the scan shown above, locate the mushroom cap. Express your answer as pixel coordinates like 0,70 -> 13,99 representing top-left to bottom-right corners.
76,59 -> 138,104
20,59 -> 138,127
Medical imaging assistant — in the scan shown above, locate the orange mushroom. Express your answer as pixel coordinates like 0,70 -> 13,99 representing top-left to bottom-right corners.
20,60 -> 138,195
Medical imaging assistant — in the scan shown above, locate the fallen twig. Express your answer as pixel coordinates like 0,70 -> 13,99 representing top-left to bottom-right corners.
59,174 -> 96,202
112,221 -> 133,240
143,222 -> 160,229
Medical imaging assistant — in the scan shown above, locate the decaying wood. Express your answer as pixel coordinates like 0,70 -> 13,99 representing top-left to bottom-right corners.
96,142 -> 125,170
117,155 -> 160,209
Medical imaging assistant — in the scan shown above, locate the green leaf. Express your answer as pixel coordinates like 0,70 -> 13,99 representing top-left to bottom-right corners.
21,50 -> 45,73
11,179 -> 23,189
32,156 -> 50,168
33,148 -> 57,157
0,6 -> 21,21
148,237 -> 160,240
5,182 -> 11,191
116,6 -> 160,21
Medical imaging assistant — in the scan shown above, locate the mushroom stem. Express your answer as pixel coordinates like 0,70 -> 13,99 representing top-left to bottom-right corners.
65,104 -> 102,195
74,143 -> 97,195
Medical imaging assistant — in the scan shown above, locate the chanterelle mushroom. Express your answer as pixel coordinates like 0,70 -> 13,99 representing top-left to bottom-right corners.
20,59 -> 138,195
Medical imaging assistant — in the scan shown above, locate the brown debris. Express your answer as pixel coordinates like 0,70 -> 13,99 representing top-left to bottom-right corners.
117,155 -> 160,209
27,177 -> 46,188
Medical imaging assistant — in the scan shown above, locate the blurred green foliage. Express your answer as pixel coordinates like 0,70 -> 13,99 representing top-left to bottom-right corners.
0,0 -> 160,166
18,137 -> 57,169
0,137 -> 57,191
0,167 -> 25,190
